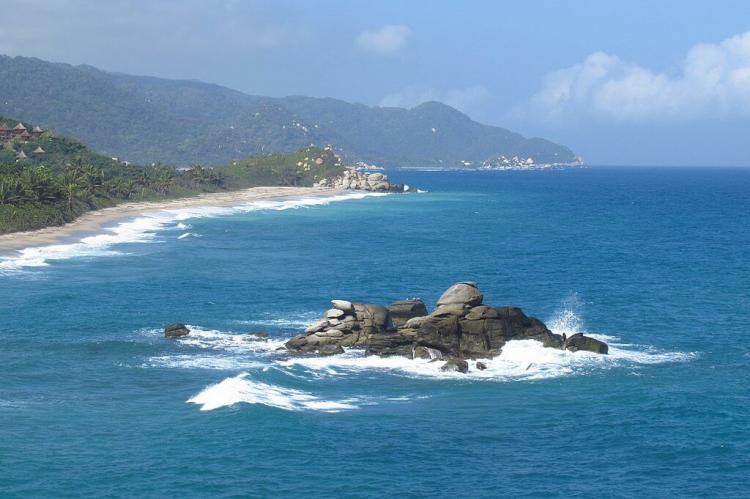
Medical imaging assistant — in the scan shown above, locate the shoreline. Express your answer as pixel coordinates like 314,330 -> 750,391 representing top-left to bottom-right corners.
0,186 -> 345,254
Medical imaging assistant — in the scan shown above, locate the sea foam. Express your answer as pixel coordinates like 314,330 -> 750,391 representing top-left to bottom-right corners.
187,372 -> 359,412
276,305 -> 696,381
0,191 -> 388,270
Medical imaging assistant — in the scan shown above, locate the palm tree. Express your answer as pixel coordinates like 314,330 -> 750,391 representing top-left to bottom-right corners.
155,169 -> 175,194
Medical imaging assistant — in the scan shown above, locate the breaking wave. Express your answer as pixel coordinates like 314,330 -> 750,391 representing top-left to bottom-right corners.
0,191 -> 389,270
187,372 -> 360,412
138,302 -> 696,412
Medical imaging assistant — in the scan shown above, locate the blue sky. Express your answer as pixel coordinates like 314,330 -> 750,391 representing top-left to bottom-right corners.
2,0 -> 750,165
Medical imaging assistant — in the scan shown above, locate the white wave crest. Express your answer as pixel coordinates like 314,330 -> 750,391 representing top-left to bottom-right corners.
0,215 -> 169,270
278,339 -> 695,381
171,326 -> 287,354
0,191 -> 388,270
187,372 -> 359,412
145,355 -> 269,370
177,232 -> 200,240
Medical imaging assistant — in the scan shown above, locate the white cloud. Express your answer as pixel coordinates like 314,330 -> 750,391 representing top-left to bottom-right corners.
525,30 -> 750,123
380,85 -> 490,115
356,24 -> 412,55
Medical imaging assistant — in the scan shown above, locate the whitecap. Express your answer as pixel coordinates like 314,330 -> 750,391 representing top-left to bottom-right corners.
278,339 -> 695,381
169,326 -> 288,354
145,355 -> 267,370
0,191 -> 389,270
187,372 -> 359,412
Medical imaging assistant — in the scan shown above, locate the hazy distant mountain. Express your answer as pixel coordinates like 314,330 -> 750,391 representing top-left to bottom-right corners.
0,55 -> 576,167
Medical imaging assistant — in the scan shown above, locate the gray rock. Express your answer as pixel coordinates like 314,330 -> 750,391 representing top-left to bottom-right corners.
431,303 -> 469,317
285,283 -> 608,360
388,299 -> 428,327
436,282 -> 483,308
404,316 -> 428,328
414,346 -> 443,360
316,344 -> 345,356
564,333 -> 609,354
441,359 -> 469,373
331,300 -> 354,313
325,308 -> 345,319
476,361 -> 488,370
164,323 -> 190,338
305,319 -> 329,334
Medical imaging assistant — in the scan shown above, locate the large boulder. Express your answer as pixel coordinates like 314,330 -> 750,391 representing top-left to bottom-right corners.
331,300 -> 354,313
564,333 -> 609,354
164,323 -> 190,338
436,282 -> 483,308
387,299 -> 428,327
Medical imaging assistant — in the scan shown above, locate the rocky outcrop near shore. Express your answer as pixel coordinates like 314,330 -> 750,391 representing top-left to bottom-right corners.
284,282 -> 608,368
316,168 -> 411,193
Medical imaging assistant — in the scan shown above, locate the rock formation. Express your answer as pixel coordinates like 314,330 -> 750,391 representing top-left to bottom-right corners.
316,168 -> 411,193
165,323 -> 190,338
284,282 -> 609,368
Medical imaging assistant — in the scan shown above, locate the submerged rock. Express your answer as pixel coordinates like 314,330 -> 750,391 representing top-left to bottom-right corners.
164,323 -> 190,338
284,282 -> 609,360
564,333 -> 609,354
441,359 -> 469,374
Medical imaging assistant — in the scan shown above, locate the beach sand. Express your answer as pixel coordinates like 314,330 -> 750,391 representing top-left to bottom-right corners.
0,186 -> 343,254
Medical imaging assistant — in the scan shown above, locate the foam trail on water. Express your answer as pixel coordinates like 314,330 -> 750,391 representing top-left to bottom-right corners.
160,325 -> 288,354
0,191 -> 388,270
279,339 -> 695,381
146,355 -> 268,371
187,372 -> 359,412
278,303 -> 694,380
0,215 -> 168,270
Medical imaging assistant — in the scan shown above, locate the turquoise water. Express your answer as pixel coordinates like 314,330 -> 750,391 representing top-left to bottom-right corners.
2,167 -> 749,497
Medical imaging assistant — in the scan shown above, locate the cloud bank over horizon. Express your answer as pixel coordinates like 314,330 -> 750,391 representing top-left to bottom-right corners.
522,30 -> 750,124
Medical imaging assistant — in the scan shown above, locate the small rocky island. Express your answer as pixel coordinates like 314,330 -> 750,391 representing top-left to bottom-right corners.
316,168 -> 411,193
165,282 -> 608,374
284,282 -> 608,372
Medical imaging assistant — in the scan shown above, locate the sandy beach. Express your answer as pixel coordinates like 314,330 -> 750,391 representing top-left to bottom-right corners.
0,186 -> 342,253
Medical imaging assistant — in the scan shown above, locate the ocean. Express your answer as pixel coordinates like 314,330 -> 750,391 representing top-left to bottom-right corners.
2,167 -> 749,498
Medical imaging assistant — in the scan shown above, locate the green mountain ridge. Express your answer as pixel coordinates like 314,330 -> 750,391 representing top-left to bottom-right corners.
0,55 -> 577,167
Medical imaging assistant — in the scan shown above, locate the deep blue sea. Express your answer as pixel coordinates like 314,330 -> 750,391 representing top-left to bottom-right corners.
2,167 -> 749,498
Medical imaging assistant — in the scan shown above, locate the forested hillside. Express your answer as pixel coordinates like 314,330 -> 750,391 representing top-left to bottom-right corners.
0,55 -> 576,167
